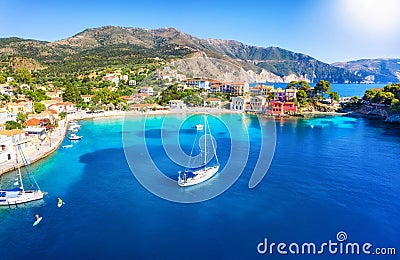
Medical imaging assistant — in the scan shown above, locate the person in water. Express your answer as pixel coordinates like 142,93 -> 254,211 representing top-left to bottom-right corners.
58,198 -> 63,204
35,214 -> 40,220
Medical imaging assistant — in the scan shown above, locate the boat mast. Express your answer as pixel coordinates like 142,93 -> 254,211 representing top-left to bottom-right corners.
16,147 -> 24,192
204,113 -> 206,168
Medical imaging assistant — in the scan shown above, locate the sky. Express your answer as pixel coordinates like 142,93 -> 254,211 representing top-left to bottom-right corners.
0,0 -> 399,63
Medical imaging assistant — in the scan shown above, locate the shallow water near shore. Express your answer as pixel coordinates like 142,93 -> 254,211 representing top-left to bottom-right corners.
0,114 -> 399,259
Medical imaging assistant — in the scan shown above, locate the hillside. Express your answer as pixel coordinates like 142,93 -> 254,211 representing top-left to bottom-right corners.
0,26 -> 367,82
332,59 -> 400,83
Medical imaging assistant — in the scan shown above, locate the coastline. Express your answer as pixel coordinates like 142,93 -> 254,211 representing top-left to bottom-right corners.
0,110 -> 126,176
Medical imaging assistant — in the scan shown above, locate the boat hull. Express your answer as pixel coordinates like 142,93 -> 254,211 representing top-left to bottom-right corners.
178,166 -> 219,187
0,190 -> 44,206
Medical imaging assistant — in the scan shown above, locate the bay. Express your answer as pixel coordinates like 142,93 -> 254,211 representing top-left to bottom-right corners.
0,114 -> 399,259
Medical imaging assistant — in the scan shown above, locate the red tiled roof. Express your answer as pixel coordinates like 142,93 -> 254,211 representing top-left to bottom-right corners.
48,109 -> 58,114
24,118 -> 41,127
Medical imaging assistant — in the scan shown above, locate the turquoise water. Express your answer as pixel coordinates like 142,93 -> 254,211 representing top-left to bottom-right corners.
0,114 -> 399,259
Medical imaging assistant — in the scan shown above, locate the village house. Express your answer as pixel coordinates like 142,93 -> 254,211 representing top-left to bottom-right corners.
24,118 -> 42,128
230,96 -> 249,112
48,102 -> 76,114
40,100 -> 59,109
81,95 -> 94,103
24,127 -> 47,145
206,97 -> 222,108
131,93 -> 149,103
230,82 -> 250,96
0,129 -> 35,154
140,87 -> 154,96
0,133 -> 16,163
120,96 -> 133,103
183,78 -> 211,91
249,84 -> 274,96
285,88 -> 297,101
0,108 -> 9,125
6,101 -> 33,115
0,85 -> 13,96
128,80 -> 136,86
45,91 -> 61,99
268,101 -> 297,115
209,80 -> 224,93
168,100 -> 187,109
248,96 -> 267,113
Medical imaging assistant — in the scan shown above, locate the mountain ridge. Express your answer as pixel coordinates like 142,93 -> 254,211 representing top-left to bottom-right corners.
0,25 -> 397,83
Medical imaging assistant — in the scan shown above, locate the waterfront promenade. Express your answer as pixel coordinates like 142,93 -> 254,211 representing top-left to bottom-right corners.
0,110 -> 125,176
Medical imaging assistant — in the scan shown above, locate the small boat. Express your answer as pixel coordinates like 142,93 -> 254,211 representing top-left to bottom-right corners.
62,144 -> 73,148
0,145 -> 44,206
68,126 -> 79,132
69,134 -> 82,140
69,122 -> 81,130
195,124 -> 203,130
178,114 -> 219,187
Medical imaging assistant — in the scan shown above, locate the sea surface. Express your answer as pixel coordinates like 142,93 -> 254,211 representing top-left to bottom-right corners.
0,114 -> 399,259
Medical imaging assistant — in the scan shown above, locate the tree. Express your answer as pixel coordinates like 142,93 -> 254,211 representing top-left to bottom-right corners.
329,91 -> 340,102
16,112 -> 27,124
5,121 -> 22,130
59,112 -> 67,120
34,102 -> 46,113
183,94 -> 203,107
143,96 -> 155,104
383,84 -> 400,99
0,75 -> 5,84
372,91 -> 395,105
315,80 -> 331,98
296,89 -> 308,106
62,81 -> 79,103
15,68 -> 32,84
286,80 -> 311,91
363,89 -> 379,102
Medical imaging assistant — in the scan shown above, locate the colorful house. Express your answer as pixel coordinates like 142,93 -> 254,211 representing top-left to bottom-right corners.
268,101 -> 297,115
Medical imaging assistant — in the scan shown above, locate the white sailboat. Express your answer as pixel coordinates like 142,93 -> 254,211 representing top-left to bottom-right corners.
178,114 -> 220,187
0,144 -> 44,206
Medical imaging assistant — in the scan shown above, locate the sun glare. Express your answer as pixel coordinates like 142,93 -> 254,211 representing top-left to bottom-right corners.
340,0 -> 400,37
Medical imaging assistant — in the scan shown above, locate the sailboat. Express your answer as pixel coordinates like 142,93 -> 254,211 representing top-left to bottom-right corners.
178,114 -> 220,187
0,144 -> 44,206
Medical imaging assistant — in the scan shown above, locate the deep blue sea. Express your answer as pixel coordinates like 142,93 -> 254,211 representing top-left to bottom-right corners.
0,114 -> 399,259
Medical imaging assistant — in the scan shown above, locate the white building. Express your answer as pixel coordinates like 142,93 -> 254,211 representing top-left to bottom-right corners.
48,102 -> 76,114
249,96 -> 267,113
81,95 -> 94,103
0,134 -> 15,163
140,87 -> 154,96
168,100 -> 187,109
230,96 -> 248,111
0,108 -> 9,125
